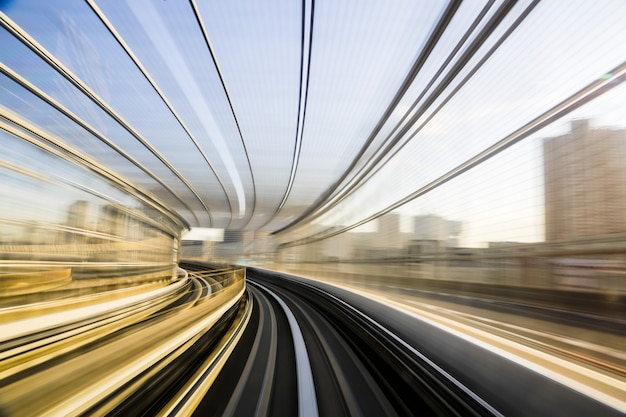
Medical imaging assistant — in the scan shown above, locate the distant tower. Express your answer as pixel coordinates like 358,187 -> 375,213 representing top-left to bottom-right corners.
66,200 -> 89,243
98,204 -> 127,237
543,119 -> 626,241
377,212 -> 401,248
67,200 -> 89,230
413,214 -> 462,247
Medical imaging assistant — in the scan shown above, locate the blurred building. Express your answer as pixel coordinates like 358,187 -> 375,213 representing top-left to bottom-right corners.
215,230 -> 244,262
377,213 -> 402,249
67,201 -> 89,229
413,215 -> 462,247
98,204 -> 127,237
544,119 -> 626,241
181,240 -> 215,260
318,231 -> 354,261
242,231 -> 276,263
66,200 -> 89,244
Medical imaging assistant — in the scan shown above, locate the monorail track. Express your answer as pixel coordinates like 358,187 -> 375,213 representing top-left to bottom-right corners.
195,266 -> 624,417
1,262 -> 623,416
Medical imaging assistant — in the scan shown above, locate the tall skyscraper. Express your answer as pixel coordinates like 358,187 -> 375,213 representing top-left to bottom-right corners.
544,119 -> 626,241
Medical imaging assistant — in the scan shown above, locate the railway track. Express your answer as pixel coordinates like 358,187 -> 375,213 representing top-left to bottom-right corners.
196,266 -> 624,417
0,262 -> 623,416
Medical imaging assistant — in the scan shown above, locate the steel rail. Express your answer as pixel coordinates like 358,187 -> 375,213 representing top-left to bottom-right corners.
0,65 -> 194,231
158,291 -> 252,417
86,0 -> 234,228
306,0 -> 536,223
275,57 -> 626,249
189,0 -> 258,229
0,115 -> 188,233
271,0 -> 462,235
0,12 -> 212,226
257,0 -> 316,231
280,275 -> 503,416
285,0 -> 508,228
253,280 -> 320,417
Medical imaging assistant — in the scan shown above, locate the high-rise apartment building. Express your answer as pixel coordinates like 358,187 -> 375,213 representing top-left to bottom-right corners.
544,119 -> 626,241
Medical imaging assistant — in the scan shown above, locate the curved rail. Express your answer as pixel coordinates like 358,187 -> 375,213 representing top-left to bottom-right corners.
198,267 -> 624,417
0,264 -> 247,416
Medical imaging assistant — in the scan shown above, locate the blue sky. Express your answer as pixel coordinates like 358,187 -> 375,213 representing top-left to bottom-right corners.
2,0 -> 626,247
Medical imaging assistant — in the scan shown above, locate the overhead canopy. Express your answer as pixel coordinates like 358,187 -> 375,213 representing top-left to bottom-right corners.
2,0 -> 625,244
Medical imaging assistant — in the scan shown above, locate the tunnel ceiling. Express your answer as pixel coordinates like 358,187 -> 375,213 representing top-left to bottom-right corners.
2,1 -> 626,236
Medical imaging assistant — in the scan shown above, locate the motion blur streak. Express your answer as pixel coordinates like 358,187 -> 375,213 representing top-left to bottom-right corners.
0,266 -> 246,416
1,0 -> 626,416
